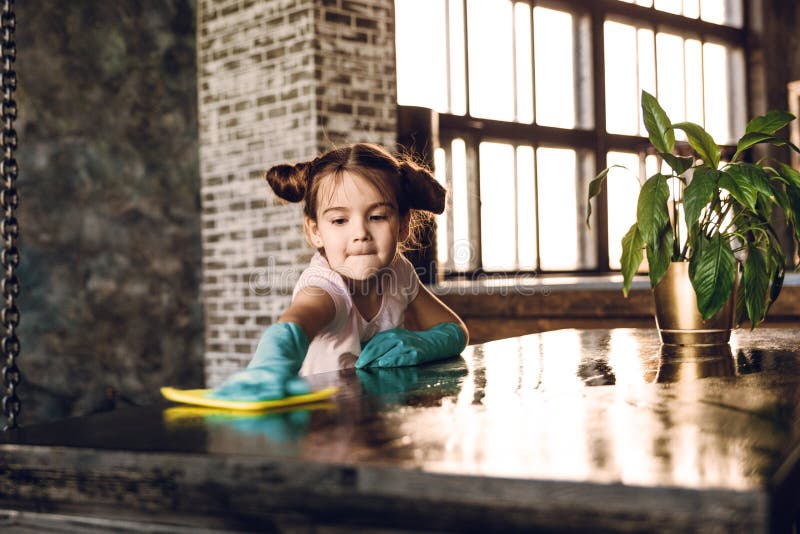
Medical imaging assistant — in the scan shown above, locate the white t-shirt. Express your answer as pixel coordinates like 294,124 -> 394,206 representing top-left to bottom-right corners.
292,251 -> 421,376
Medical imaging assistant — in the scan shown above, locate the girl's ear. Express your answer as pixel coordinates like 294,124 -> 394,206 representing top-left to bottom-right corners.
304,217 -> 325,248
399,212 -> 411,242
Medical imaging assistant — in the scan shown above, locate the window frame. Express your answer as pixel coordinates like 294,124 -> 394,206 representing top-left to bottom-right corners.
397,0 -> 749,278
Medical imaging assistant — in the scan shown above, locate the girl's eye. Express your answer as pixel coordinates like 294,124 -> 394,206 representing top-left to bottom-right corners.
331,218 -> 347,225
370,214 -> 387,221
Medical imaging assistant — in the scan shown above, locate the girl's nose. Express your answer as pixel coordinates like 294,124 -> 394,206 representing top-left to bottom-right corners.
352,219 -> 371,241
352,231 -> 371,242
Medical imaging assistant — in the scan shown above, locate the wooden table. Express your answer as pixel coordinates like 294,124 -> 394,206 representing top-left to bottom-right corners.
2,328 -> 800,532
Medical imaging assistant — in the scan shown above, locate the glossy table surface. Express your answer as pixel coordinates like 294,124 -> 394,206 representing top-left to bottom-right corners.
3,328 -> 800,532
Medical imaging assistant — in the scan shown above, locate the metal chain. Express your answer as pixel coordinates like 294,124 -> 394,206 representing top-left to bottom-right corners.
1,0 -> 20,431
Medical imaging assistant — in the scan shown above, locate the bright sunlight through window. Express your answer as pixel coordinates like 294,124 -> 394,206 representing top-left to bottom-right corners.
395,0 -> 746,273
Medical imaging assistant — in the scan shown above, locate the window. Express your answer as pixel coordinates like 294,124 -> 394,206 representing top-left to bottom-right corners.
395,0 -> 746,275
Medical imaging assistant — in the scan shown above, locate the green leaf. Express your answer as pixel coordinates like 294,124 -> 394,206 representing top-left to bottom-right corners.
586,165 -> 624,228
734,277 -> 747,328
719,169 -> 758,210
673,122 -> 721,170
734,132 -> 780,158
728,163 -> 773,198
786,186 -> 800,245
688,229 -> 707,277
646,228 -> 674,287
774,174 -> 800,249
756,192 -> 773,221
642,90 -> 675,154
743,247 -> 769,327
763,240 -> 785,317
767,264 -> 785,315
774,168 -> 800,244
661,153 -> 694,176
683,167 -> 717,229
731,133 -> 797,161
636,173 -> 670,248
769,234 -> 786,265
620,223 -> 644,297
689,233 -> 737,320
746,110 -> 795,134
775,161 -> 800,190
771,180 -> 791,213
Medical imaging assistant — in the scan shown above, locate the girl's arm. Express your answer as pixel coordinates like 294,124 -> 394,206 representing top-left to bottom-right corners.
355,285 -> 468,369
405,284 -> 469,345
279,286 -> 337,342
209,286 -> 336,401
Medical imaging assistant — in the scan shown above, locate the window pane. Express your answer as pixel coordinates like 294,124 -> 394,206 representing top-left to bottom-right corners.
656,32 -> 686,129
637,29 -> 656,135
729,47 -> 746,140
480,142 -> 517,271
517,146 -> 537,269
434,148 -> 449,266
701,43 -> 746,143
654,0 -> 682,14
537,148 -> 578,270
684,39 -> 704,126
448,0 -> 467,115
452,139 -> 471,270
703,42 -> 729,144
514,3 -> 534,124
533,8 -> 575,128
606,152 -> 640,270
605,21 -> 639,135
683,0 -> 700,18
645,154 -> 671,177
701,0 -> 743,27
395,0 -> 448,112
467,0 -> 514,121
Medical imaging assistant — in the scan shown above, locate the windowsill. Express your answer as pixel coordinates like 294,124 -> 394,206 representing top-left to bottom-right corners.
430,271 -> 800,295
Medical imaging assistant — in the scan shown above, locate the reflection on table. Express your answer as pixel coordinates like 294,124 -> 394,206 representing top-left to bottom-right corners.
437,329 -> 796,490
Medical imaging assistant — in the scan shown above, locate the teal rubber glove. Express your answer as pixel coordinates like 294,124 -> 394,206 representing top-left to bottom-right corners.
207,322 -> 310,401
355,322 -> 467,369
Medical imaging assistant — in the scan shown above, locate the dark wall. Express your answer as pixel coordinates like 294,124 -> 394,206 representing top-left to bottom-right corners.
750,0 -> 800,114
14,0 -> 203,424
768,1 -> 800,108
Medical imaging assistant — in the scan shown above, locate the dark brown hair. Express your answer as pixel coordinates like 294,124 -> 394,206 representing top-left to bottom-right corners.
265,143 -> 446,248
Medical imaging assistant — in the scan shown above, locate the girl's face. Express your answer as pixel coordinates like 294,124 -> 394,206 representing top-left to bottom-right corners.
306,171 -> 409,282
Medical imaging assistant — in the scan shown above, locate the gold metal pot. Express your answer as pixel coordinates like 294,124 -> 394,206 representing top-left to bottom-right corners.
653,262 -> 736,346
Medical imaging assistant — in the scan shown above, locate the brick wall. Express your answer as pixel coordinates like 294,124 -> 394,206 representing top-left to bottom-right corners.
197,0 -> 396,386
314,0 -> 396,146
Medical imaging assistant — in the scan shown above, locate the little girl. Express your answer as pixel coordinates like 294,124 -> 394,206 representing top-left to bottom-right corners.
211,143 -> 469,401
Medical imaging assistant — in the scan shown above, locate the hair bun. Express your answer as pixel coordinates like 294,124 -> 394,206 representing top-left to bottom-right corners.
265,162 -> 310,203
401,160 -> 446,214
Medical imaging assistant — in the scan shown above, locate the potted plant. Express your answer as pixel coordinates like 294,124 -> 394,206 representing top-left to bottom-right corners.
587,90 -> 800,344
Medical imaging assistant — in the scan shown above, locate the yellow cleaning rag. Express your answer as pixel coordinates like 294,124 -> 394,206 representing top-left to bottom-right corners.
160,386 -> 338,411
